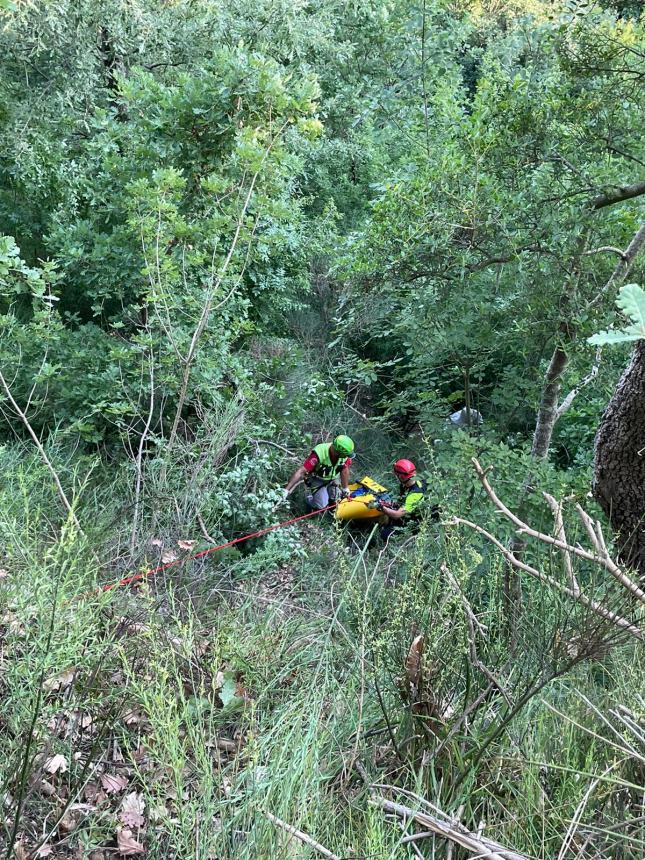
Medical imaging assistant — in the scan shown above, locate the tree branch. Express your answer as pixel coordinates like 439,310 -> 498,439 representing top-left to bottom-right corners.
588,220 -> 645,308
555,347 -> 602,419
583,246 -> 628,260
469,458 -> 645,609
262,810 -> 340,860
543,492 -> 579,594
452,514 -> 643,640
371,795 -> 530,860
591,179 -> 645,210
0,369 -> 82,533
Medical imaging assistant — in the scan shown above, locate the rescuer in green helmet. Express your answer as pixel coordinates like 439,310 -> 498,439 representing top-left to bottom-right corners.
284,435 -> 355,512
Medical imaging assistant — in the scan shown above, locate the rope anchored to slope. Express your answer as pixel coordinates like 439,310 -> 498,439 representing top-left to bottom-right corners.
95,503 -> 338,597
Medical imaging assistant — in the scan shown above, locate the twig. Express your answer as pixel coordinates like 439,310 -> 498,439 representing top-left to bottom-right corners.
555,347 -> 602,419
543,493 -> 579,594
262,810 -> 340,860
164,122 -> 290,466
445,803 -> 466,860
0,368 -> 82,533
196,512 -> 216,544
441,564 -> 510,702
130,354 -> 155,556
557,767 -> 613,860
442,563 -> 489,637
373,672 -> 405,761
371,795 -> 530,860
451,515 -> 643,640
401,830 -> 434,843
583,246 -> 628,259
249,438 -> 297,457
398,815 -> 426,859
470,458 -> 645,607
589,220 -> 645,306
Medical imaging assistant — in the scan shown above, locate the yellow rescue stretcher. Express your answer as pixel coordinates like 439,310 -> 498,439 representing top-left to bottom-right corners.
334,476 -> 393,522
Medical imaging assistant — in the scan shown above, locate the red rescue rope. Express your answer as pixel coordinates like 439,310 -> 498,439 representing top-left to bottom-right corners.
96,503 -> 338,596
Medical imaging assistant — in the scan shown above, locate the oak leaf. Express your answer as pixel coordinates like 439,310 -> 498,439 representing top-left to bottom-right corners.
120,792 -> 145,828
177,539 -> 196,550
38,779 -> 57,797
84,781 -> 106,804
14,840 -> 29,860
59,809 -> 80,833
116,828 -> 145,856
44,754 -> 68,775
43,667 -> 77,692
101,773 -> 128,794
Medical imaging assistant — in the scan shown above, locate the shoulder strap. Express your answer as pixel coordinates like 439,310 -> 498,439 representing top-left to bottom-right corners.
314,442 -> 332,466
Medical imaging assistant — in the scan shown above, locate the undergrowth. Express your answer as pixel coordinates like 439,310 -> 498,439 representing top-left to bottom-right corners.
0,441 -> 644,859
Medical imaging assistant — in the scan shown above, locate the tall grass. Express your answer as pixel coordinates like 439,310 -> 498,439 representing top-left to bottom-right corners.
1,443 -> 644,859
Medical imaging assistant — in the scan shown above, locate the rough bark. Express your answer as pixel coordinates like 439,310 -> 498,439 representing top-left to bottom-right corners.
511,221 -> 645,630
593,340 -> 645,574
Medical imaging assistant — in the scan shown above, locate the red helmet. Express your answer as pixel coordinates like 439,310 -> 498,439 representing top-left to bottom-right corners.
394,458 -> 416,480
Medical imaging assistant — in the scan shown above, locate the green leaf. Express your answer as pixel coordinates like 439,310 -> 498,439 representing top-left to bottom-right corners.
219,675 -> 240,709
588,329 -> 645,346
616,284 -> 645,332
588,284 -> 645,346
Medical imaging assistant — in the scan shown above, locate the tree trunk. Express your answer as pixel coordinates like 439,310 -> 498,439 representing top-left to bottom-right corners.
510,223 -> 644,628
530,345 -> 570,460
593,340 -> 645,574
529,223 -> 645,463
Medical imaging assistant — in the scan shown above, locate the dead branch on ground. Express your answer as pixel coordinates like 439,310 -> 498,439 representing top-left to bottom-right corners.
371,792 -> 530,860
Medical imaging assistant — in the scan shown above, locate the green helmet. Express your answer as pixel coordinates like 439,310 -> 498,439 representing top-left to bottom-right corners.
333,434 -> 355,456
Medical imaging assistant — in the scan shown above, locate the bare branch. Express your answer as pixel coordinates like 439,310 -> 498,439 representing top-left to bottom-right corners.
471,458 -> 645,608
583,246 -> 628,260
543,492 -> 579,594
591,179 -> 645,210
164,121 -> 290,465
555,348 -> 602,419
452,515 -> 643,641
262,810 -> 340,860
371,795 -> 530,860
441,563 -> 488,637
249,438 -> 298,458
0,368 -> 82,533
196,512 -> 217,544
589,221 -> 645,308
130,354 -> 156,556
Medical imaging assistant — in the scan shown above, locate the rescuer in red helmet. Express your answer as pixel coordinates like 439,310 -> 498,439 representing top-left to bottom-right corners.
379,458 -> 428,541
